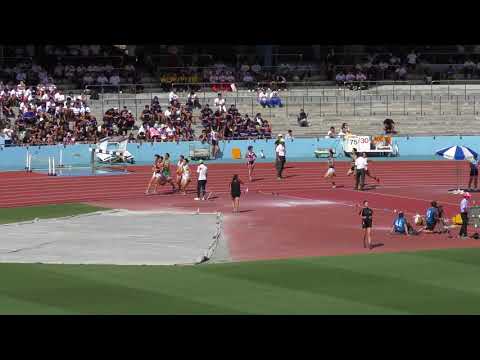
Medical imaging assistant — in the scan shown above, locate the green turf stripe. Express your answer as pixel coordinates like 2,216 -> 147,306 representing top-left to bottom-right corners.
48,264 -> 405,315
0,293 -> 78,315
197,256 -> 480,314
0,204 -> 107,224
0,264 -> 239,315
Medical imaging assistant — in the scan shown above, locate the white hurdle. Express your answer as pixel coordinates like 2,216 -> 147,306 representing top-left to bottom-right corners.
25,151 -> 32,172
58,149 -> 64,168
47,156 -> 57,176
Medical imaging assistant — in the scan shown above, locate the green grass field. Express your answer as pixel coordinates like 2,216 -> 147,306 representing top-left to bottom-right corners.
1,204 -> 480,314
0,204 -> 105,224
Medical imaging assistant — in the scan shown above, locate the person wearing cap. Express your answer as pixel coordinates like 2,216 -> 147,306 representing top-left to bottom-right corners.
275,135 -> 286,180
459,193 -> 471,238
195,160 -> 208,201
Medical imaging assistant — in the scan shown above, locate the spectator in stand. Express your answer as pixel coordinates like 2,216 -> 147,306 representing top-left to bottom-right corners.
285,129 -> 294,141
345,71 -> 356,87
335,71 -> 346,86
214,93 -> 226,113
96,73 -> 109,88
378,60 -> 389,80
464,59 -> 475,79
327,126 -> 336,138
406,50 -> 418,71
258,88 -> 269,108
269,90 -> 283,108
395,65 -> 408,80
169,89 -> 179,105
109,72 -> 121,90
243,72 -> 256,91
384,118 -> 396,134
297,108 -> 308,127
446,65 -> 456,80
186,91 -> 201,110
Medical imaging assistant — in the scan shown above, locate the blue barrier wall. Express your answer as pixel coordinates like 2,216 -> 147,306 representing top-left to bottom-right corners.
0,136 -> 478,171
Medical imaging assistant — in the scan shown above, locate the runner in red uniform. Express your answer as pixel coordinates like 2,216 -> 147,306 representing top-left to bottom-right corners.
245,145 -> 257,181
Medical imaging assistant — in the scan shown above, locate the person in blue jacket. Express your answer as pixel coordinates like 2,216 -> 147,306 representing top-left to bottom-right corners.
391,211 -> 420,235
424,201 -> 439,232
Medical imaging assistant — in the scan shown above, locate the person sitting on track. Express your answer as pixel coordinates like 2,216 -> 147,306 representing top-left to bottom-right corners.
391,211 -> 421,236
423,201 -> 439,233
176,155 -> 186,190
324,148 -> 336,188
145,154 -> 162,195
180,159 -> 191,195
436,205 -> 451,236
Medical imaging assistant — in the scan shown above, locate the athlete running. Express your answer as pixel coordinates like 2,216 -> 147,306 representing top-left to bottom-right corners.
363,153 -> 380,184
145,154 -> 162,195
176,155 -> 186,190
245,145 -> 257,181
324,148 -> 336,188
152,155 -> 166,194
180,159 -> 191,195
162,153 -> 176,192
347,148 -> 358,176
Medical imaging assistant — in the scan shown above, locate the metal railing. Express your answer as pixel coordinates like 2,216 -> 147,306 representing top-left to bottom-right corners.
82,79 -> 480,101
90,93 -> 480,120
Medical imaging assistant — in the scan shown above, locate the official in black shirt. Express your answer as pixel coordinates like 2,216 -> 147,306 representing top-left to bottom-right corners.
230,174 -> 244,213
359,200 -> 373,249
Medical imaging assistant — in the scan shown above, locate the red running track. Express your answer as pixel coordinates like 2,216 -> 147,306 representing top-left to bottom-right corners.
2,161 -> 480,261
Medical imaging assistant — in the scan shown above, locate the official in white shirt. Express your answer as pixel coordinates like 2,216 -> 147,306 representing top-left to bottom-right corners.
195,160 -> 208,201
354,153 -> 368,191
459,192 -> 471,237
275,136 -> 286,180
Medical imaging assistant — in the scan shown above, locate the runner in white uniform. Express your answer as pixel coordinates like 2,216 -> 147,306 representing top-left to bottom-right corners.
180,159 -> 191,195
176,155 -> 185,190
145,154 -> 162,195
324,148 -> 336,188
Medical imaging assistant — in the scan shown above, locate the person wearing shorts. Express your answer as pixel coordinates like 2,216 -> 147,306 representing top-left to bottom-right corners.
324,148 -> 336,188
180,159 -> 191,195
347,148 -> 358,176
153,156 -> 166,193
162,153 -> 176,192
245,145 -> 257,182
230,174 -> 244,213
364,153 -> 380,184
176,155 -> 185,190
359,200 -> 373,249
468,158 -> 478,191
145,154 -> 162,195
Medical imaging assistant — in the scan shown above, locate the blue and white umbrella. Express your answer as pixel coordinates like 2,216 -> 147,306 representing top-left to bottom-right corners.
436,146 -> 478,161
436,145 -> 478,193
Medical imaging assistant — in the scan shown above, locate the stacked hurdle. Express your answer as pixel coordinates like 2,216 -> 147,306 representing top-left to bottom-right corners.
25,151 -> 32,173
48,156 -> 57,176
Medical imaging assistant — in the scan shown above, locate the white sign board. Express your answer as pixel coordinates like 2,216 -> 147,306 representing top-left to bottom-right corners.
344,136 -> 371,153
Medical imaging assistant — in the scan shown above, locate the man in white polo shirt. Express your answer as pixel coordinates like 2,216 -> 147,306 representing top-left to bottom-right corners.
195,160 -> 208,201
354,152 -> 367,191
275,135 -> 286,180
459,192 -> 471,238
